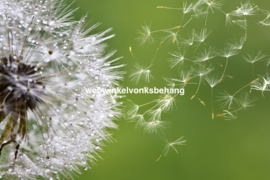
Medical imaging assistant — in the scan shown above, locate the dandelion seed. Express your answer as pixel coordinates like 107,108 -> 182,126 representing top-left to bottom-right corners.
235,2 -> 257,16
180,29 -> 195,46
191,66 -> 212,99
218,45 -> 239,81
228,37 -> 245,50
133,114 -> 146,128
158,94 -> 176,112
163,78 -> 176,88
203,0 -> 224,12
222,110 -> 237,120
217,91 -> 236,109
129,64 -> 152,83
143,120 -> 168,134
236,93 -> 257,109
206,74 -> 220,119
169,48 -> 188,68
148,108 -> 163,121
183,2 -> 194,14
231,19 -> 248,29
162,31 -> 179,44
137,23 -> 155,46
243,51 -> 266,64
126,100 -> 140,118
195,46 -> 216,62
218,45 -> 240,58
162,136 -> 186,156
253,76 -> 270,96
259,13 -> 270,26
243,51 -> 266,79
195,28 -> 211,43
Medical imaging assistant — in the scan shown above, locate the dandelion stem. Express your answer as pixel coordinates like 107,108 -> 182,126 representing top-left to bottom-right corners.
204,7 -> 210,32
129,46 -> 141,68
191,76 -> 201,99
233,78 -> 259,96
139,100 -> 158,107
156,6 -> 183,10
220,57 -> 228,82
149,41 -> 164,66
211,87 -> 214,119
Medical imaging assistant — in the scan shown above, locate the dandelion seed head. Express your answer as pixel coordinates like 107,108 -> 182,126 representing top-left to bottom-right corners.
0,0 -> 123,179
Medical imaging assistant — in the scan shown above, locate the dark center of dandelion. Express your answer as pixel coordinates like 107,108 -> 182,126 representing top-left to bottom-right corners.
0,55 -> 46,154
0,54 -> 47,156
0,55 -> 44,115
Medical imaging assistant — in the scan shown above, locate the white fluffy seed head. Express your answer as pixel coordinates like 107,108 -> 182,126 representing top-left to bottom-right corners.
0,0 -> 123,179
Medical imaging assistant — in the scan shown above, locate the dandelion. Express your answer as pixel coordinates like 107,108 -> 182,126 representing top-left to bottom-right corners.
161,136 -> 186,156
243,51 -> 266,78
169,48 -> 188,67
235,2 -> 257,16
217,91 -> 236,109
180,29 -> 195,46
148,108 -> 163,121
202,0 -> 224,12
162,31 -> 180,44
183,2 -> 194,14
132,114 -> 146,128
191,65 -> 212,100
205,73 -> 220,119
228,37 -> 245,50
221,110 -> 237,120
143,120 -> 168,134
218,46 -> 239,81
137,23 -> 155,46
163,78 -> 177,88
236,93 -> 257,109
158,94 -> 176,112
195,28 -> 211,43
218,93 -> 256,120
129,64 -> 152,83
252,76 -> 270,96
0,0 -> 123,179
217,78 -> 259,109
259,13 -> 270,26
243,51 -> 266,64
126,100 -> 140,118
195,46 -> 216,62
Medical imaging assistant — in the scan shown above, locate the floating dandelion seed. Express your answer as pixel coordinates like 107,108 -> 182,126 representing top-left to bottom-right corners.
0,0 -> 123,179
206,73 -> 220,119
161,136 -> 186,156
195,46 -> 216,62
236,93 -> 257,109
169,48 -> 188,68
253,76 -> 270,96
218,45 -> 239,82
260,13 -> 270,26
143,120 -> 168,134
137,23 -> 155,46
191,65 -> 212,100
243,51 -> 266,80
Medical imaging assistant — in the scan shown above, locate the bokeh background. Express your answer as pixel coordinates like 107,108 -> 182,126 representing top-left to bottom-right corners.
65,0 -> 270,179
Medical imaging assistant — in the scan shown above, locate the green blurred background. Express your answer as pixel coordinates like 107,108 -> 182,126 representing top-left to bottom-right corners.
66,0 -> 270,179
